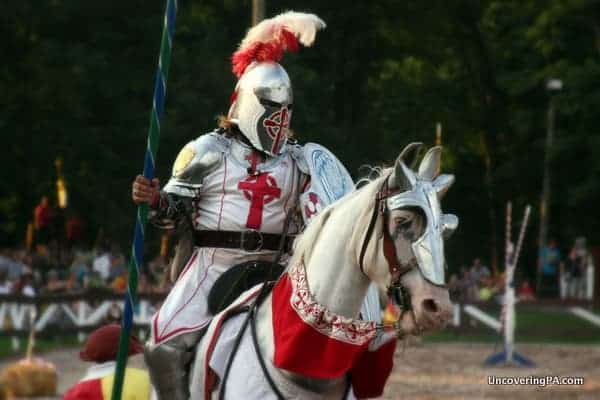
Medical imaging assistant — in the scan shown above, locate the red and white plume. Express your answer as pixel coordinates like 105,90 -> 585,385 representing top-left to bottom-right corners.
232,11 -> 326,78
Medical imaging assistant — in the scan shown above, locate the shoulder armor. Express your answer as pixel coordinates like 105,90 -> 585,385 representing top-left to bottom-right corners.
298,142 -> 355,224
163,132 -> 228,197
287,142 -> 310,174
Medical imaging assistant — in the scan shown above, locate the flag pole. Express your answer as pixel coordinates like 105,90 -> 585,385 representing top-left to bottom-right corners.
111,1 -> 178,398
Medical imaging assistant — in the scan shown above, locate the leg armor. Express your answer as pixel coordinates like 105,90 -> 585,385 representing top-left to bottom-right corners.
144,330 -> 204,400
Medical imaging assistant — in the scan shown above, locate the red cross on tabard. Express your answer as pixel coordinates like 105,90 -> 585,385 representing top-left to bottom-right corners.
238,172 -> 281,229
262,107 -> 290,154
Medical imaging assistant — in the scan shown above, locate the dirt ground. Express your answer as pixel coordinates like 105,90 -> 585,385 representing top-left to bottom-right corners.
382,342 -> 600,400
1,342 -> 599,399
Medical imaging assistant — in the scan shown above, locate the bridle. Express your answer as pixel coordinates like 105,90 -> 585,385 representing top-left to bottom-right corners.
358,176 -> 421,333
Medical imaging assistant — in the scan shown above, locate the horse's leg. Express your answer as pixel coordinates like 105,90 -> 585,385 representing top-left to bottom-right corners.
145,330 -> 204,400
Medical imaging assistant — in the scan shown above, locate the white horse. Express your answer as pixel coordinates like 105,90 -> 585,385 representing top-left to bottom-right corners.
190,144 -> 457,400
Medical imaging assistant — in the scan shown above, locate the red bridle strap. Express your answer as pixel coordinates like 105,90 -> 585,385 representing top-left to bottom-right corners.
358,179 -> 407,284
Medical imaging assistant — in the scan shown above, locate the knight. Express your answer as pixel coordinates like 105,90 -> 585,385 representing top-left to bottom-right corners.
131,12 -> 354,400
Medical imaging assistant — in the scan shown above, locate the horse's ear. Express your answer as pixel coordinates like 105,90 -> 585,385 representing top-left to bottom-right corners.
389,158 -> 415,191
389,143 -> 421,190
418,146 -> 442,181
433,174 -> 455,199
399,142 -> 424,169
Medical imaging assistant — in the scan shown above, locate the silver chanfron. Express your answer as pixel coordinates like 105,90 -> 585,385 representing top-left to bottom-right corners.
228,62 -> 293,156
387,145 -> 458,286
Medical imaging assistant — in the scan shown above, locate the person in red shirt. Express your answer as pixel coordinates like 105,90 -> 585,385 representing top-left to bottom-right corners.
33,196 -> 52,244
518,280 -> 536,301
63,324 -> 152,400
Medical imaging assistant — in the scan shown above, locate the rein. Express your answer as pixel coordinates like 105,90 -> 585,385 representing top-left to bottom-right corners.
358,178 -> 414,287
219,282 -> 279,400
218,281 -> 351,400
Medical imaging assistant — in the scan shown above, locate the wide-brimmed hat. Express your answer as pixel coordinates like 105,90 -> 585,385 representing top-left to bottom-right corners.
79,324 -> 143,363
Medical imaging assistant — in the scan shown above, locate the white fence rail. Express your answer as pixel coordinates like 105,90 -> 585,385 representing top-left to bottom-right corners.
0,293 -> 163,350
1,295 -> 598,350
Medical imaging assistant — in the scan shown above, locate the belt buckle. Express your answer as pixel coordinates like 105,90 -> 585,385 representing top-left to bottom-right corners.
240,230 -> 263,252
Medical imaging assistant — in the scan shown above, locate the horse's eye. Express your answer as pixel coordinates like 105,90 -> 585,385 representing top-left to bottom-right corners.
396,220 -> 411,230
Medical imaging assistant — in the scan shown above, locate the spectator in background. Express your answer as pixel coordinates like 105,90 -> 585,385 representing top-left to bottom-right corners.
0,249 -> 10,271
70,253 -> 91,290
567,237 -> 591,299
0,270 -> 12,294
108,249 -> 126,282
16,270 -> 36,297
138,272 -> 152,294
455,266 -> 477,302
66,212 -> 85,248
111,270 -> 128,293
86,270 -> 106,290
43,269 -> 68,294
63,324 -> 152,400
470,258 -> 491,286
33,196 -> 52,245
518,280 -> 535,301
93,243 -> 111,282
538,238 -> 562,298
30,246 -> 51,286
1,249 -> 27,282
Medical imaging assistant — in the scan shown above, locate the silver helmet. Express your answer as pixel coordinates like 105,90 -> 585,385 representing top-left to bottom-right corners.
228,62 -> 293,156
228,11 -> 326,156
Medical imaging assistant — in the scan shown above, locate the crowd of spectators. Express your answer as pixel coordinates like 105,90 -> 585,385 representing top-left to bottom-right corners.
447,258 -> 506,303
448,257 -> 538,304
448,235 -> 595,304
538,236 -> 594,300
0,241 -> 172,298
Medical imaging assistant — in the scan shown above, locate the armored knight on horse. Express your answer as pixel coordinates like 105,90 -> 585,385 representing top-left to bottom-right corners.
132,11 -> 457,400
132,12 -> 355,399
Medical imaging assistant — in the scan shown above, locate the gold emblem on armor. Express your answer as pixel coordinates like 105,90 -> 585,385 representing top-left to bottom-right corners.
173,147 -> 196,177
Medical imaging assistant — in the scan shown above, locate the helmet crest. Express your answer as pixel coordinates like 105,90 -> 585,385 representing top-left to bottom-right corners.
232,11 -> 326,78
228,12 -> 325,156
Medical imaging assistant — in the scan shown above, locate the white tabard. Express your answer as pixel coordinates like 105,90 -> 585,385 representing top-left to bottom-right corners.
151,135 -> 303,345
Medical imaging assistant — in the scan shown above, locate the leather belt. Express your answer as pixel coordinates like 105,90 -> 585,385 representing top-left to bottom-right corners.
194,230 -> 294,252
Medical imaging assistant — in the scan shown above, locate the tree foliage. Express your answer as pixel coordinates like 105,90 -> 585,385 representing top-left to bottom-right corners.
2,0 -> 600,275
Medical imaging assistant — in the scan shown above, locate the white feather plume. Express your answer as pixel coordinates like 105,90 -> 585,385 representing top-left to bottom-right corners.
238,11 -> 326,50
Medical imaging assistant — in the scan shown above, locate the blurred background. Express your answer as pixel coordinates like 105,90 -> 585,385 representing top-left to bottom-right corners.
1,0 -> 599,398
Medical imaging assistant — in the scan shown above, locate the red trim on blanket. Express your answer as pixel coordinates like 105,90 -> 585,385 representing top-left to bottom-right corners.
272,273 -> 371,378
271,265 -> 397,397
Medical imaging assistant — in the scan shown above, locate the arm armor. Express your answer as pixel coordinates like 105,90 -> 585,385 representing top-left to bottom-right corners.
149,192 -> 193,230
149,132 -> 228,281
149,131 -> 228,229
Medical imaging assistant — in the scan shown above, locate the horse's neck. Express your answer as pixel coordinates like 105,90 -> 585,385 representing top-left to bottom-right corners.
304,214 -> 370,318
253,190 -> 376,395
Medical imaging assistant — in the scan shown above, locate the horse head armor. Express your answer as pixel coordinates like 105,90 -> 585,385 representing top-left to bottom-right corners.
387,143 -> 458,286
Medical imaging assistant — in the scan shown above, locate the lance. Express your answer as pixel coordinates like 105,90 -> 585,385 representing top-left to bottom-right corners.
111,1 -> 178,399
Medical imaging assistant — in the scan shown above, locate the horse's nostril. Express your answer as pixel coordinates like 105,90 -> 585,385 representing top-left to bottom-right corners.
422,298 -> 439,313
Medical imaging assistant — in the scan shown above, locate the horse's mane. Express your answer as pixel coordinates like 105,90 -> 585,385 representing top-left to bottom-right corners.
290,170 -> 390,266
